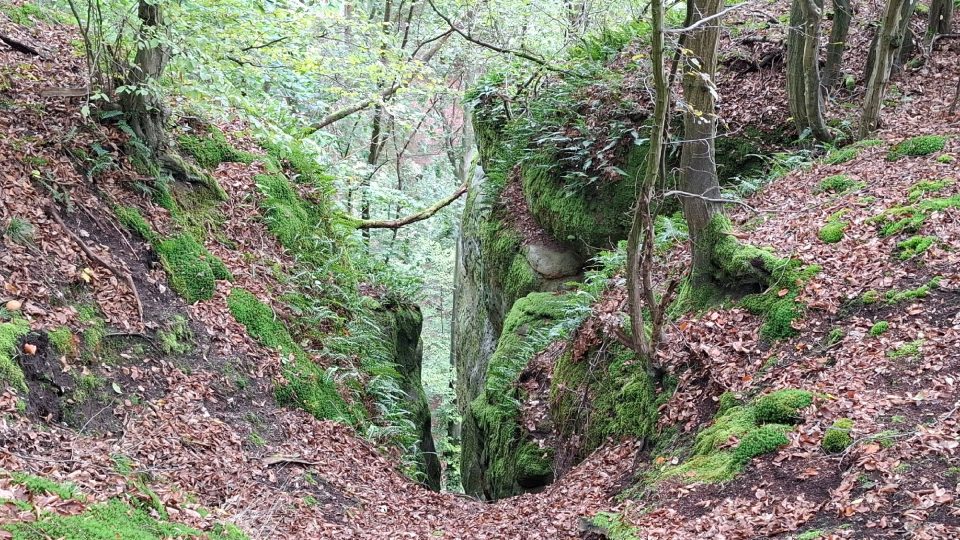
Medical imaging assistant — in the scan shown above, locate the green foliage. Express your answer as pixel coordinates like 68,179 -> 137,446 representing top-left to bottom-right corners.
753,389 -> 813,424
11,472 -> 80,500
816,174 -> 864,194
0,318 -> 30,392
862,290 -> 880,304
797,529 -> 827,540
47,326 -> 77,358
887,339 -> 923,360
887,135 -> 948,161
114,206 -> 155,243
896,235 -> 936,260
3,498 -> 246,540
826,327 -> 845,346
822,418 -> 854,453
255,173 -> 328,253
869,321 -> 889,337
653,212 -> 689,252
937,154 -> 955,164
227,288 -> 351,423
178,126 -> 254,169
907,179 -> 953,202
155,234 -> 231,303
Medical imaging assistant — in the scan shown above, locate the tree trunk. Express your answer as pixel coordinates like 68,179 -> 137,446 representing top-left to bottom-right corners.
895,0 -> 917,68
822,0 -> 851,89
786,0 -> 809,132
860,0 -> 907,137
121,1 -> 169,152
926,0 -> 954,42
626,0 -> 669,367
679,0 -> 724,285
801,0 -> 833,141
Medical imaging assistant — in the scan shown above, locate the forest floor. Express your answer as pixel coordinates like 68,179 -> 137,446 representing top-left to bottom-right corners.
1,2 -> 960,539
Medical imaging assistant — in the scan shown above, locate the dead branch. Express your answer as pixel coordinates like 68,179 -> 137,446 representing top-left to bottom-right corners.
0,32 -> 41,56
354,182 -> 468,229
46,204 -> 144,324
661,189 -> 762,213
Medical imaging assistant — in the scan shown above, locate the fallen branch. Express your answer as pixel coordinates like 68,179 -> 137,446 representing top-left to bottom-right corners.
46,204 -> 144,324
661,189 -> 762,213
354,182 -> 468,229
0,32 -> 41,56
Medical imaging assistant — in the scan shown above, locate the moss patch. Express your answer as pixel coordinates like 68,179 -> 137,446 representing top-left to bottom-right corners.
114,206 -> 155,243
822,418 -> 854,453
887,339 -> 923,360
869,321 -> 889,337
896,235 -> 936,260
178,126 -> 255,169
753,389 -> 813,424
47,326 -> 77,358
816,174 -> 864,194
818,215 -> 847,244
884,277 -> 941,304
227,288 -> 351,423
887,135 -> 948,161
822,139 -> 882,165
0,318 -> 30,392
907,179 -> 953,202
155,234 -> 231,304
869,194 -> 960,237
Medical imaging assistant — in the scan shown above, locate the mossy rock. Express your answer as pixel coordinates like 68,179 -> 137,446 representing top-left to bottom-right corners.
155,234 -> 231,304
822,418 -> 854,453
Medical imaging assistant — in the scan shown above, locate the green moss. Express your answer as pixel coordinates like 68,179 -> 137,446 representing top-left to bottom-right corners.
887,135 -> 948,161
731,424 -> 790,465
3,497 -> 246,539
469,291 -> 588,499
227,288 -> 351,423
717,391 -> 740,415
862,289 -> 880,304
937,154 -> 955,164
818,218 -> 847,244
816,174 -> 865,194
887,339 -> 923,360
254,173 -> 332,254
885,277 -> 941,304
822,418 -> 854,453
178,126 -> 255,169
114,206 -> 155,243
155,234 -> 231,303
754,389 -> 813,424
869,195 -> 960,237
77,305 -> 106,354
504,255 -> 538,301
869,321 -> 889,336
47,326 -> 77,358
797,529 -> 827,540
822,139 -> 883,165
590,512 -> 642,540
0,319 -> 30,392
157,316 -> 193,355
907,179 -> 953,202
826,327 -> 845,345
692,405 -> 757,456
896,235 -> 936,260
2,3 -> 44,26
10,472 -> 79,500
675,214 -> 820,340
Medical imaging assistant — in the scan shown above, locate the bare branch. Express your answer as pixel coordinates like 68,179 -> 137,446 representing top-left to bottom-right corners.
354,182 -> 468,229
661,189 -> 761,213
665,1 -> 756,34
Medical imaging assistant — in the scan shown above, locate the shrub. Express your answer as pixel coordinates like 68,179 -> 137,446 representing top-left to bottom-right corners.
753,389 -> 813,424
887,135 -> 947,161
822,418 -> 854,453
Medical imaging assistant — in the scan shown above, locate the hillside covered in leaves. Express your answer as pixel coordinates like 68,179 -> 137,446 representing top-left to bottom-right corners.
1,0 -> 959,538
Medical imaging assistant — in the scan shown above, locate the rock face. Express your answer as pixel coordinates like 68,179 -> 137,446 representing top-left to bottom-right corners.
374,304 -> 442,491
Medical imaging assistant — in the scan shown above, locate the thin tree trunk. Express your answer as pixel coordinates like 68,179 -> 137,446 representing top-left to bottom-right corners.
786,0 -> 809,132
895,0 -> 917,68
823,0 -> 851,89
626,0 -> 668,365
122,1 -> 169,152
679,0 -> 724,284
926,0 -> 954,43
860,0 -> 907,137
800,0 -> 833,141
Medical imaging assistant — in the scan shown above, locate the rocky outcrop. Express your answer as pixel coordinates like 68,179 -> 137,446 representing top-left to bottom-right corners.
374,304 -> 442,491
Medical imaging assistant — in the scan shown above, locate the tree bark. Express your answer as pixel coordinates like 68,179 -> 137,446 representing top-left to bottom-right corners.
626,0 -> 669,365
786,0 -> 809,133
121,1 -> 169,153
679,0 -> 724,284
822,0 -> 851,89
786,0 -> 832,141
926,0 -> 954,42
860,0 -> 907,137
